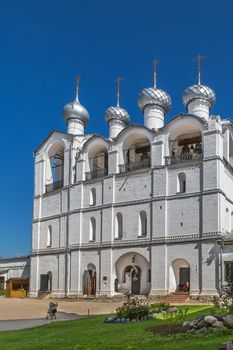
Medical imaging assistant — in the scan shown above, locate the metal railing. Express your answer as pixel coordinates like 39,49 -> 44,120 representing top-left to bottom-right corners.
45,180 -> 63,193
165,153 -> 203,165
119,158 -> 151,173
86,168 -> 108,180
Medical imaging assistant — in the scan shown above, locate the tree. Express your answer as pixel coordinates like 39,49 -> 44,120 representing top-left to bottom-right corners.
222,262 -> 233,309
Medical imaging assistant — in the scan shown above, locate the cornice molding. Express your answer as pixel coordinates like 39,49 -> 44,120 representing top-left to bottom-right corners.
31,232 -> 224,256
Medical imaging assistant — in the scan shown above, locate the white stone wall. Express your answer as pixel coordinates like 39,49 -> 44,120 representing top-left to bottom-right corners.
30,115 -> 233,298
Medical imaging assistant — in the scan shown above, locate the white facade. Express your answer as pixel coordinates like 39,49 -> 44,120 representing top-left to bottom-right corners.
29,80 -> 233,299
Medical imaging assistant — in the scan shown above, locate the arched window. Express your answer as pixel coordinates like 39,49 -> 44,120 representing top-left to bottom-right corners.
47,226 -> 52,247
89,217 -> 96,241
90,188 -> 96,206
177,172 -> 186,193
115,213 -> 123,238
139,211 -> 147,236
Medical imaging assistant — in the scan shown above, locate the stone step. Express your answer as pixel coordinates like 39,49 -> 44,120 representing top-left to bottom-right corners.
38,292 -> 51,300
161,294 -> 189,303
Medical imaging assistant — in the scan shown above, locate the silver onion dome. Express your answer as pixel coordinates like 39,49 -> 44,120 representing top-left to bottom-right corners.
63,76 -> 89,126
105,106 -> 130,125
137,87 -> 172,114
182,84 -> 216,110
63,99 -> 89,126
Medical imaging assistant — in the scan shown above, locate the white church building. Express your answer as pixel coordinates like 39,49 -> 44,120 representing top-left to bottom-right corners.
29,62 -> 233,299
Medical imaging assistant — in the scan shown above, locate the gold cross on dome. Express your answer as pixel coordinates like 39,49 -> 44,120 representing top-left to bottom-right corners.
152,58 -> 159,88
193,54 -> 206,85
115,77 -> 124,107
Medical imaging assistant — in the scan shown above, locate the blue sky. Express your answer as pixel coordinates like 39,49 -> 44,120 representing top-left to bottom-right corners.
0,0 -> 233,257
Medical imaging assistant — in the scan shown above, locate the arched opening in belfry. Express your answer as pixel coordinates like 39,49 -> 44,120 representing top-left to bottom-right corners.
120,134 -> 151,173
167,123 -> 202,165
87,144 -> 108,180
46,142 -> 64,193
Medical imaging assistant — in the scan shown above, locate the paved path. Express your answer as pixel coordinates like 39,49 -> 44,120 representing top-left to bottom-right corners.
0,312 -> 81,332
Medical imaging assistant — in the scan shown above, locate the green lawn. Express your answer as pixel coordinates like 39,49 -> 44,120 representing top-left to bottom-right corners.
0,306 -> 233,350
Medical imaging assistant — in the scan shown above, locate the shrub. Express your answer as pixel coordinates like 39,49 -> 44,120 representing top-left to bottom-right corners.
116,300 -> 175,320
116,299 -> 150,320
222,269 -> 233,309
150,302 -> 172,314
162,307 -> 188,327
214,266 -> 233,315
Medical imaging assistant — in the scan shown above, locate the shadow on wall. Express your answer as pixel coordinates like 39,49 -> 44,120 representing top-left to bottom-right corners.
21,264 -> 30,279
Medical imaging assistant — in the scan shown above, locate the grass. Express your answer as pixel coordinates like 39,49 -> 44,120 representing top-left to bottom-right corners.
0,306 -> 232,350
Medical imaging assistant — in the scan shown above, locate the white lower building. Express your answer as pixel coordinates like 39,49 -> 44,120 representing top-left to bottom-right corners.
0,256 -> 30,290
29,71 -> 233,299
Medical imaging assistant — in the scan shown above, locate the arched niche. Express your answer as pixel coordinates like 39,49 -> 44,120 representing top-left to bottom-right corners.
115,252 -> 150,295
139,211 -> 147,236
47,225 -> 52,247
177,172 -> 186,193
90,187 -> 96,206
115,212 -> 123,238
169,258 -> 190,293
89,217 -> 96,241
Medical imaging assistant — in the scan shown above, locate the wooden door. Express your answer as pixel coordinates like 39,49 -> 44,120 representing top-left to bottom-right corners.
179,268 -> 190,287
40,274 -> 49,291
0,277 -> 4,290
87,277 -> 94,295
131,268 -> 140,295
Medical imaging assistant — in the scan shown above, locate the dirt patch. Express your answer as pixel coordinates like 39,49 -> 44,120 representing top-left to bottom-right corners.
148,324 -> 184,335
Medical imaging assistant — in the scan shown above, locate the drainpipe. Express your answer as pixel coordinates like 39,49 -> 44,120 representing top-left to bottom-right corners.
220,241 -> 223,293
98,179 -> 104,295
198,158 -> 204,295
149,167 -> 154,292
64,136 -> 74,296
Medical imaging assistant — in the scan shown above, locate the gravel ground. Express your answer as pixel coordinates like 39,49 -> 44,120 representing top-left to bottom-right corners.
0,296 -> 123,321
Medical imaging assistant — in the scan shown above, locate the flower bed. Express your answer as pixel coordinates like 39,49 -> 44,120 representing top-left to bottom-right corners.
104,299 -> 177,324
